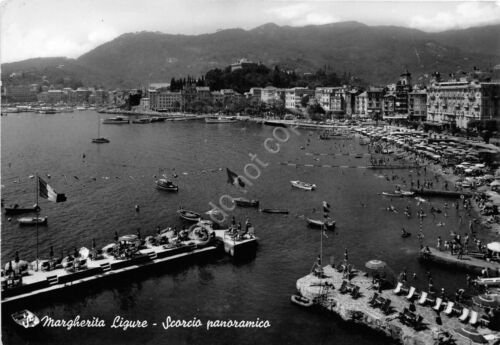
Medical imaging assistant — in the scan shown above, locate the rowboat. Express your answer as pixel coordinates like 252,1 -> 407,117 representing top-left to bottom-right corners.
395,190 -> 415,197
102,116 -> 129,124
290,180 -> 316,191
4,204 -> 40,215
475,277 -> 500,287
290,294 -> 313,307
260,208 -> 289,214
306,218 -> 336,230
91,138 -> 110,143
177,208 -> 202,222
155,179 -> 179,192
11,310 -> 40,328
381,192 -> 402,197
18,216 -> 48,226
234,198 -> 259,208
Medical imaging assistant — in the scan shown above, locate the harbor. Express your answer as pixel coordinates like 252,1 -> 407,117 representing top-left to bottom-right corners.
2,111 -> 500,345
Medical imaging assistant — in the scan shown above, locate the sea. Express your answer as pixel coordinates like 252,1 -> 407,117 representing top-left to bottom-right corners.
1,111 -> 496,345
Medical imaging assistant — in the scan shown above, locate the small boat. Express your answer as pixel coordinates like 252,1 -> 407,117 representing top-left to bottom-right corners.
4,204 -> 40,215
132,118 -> 152,124
205,116 -> 237,123
395,190 -> 414,196
354,153 -> 364,158
156,179 -> 179,192
401,232 -> 411,238
150,117 -> 166,122
18,216 -> 48,226
381,192 -> 402,197
11,310 -> 40,328
290,294 -> 313,307
234,197 -> 259,208
290,180 -> 316,191
260,208 -> 289,214
102,116 -> 129,124
306,218 -> 336,230
92,138 -> 110,143
177,208 -> 202,222
475,277 -> 500,286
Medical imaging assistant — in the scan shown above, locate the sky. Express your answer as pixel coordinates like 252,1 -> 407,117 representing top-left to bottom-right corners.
1,0 -> 499,63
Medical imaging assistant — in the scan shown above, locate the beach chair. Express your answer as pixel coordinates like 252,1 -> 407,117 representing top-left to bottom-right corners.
339,280 -> 348,294
381,299 -> 392,315
417,291 -> 428,305
469,310 -> 479,326
368,293 -> 379,306
444,302 -> 454,316
393,282 -> 403,294
351,285 -> 361,299
433,298 -> 443,311
459,308 -> 470,323
406,286 -> 416,300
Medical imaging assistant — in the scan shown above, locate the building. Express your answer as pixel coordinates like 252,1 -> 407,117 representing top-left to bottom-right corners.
394,70 -> 412,116
408,87 -> 427,121
260,86 -> 280,104
230,58 -> 256,72
150,90 -> 183,112
354,92 -> 368,117
47,89 -> 64,104
285,87 -> 314,109
426,77 -> 500,129
4,85 -> 38,103
366,87 -> 384,119
382,93 -> 396,119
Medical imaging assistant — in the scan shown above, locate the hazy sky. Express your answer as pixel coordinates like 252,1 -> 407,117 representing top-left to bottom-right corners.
1,0 -> 499,63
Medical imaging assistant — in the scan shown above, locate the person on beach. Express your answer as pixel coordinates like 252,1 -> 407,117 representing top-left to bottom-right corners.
437,236 -> 442,251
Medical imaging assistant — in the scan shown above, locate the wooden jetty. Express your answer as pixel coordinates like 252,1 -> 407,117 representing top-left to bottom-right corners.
419,247 -> 500,275
411,188 -> 474,199
1,243 -> 219,305
296,265 -> 499,345
367,165 -> 421,170
213,229 -> 258,257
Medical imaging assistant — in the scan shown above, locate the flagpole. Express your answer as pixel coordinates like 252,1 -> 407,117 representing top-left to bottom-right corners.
36,172 -> 39,271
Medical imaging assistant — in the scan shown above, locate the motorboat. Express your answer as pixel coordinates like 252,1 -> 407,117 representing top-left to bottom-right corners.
474,277 -> 500,287
381,192 -> 402,197
150,117 -> 166,122
132,118 -> 152,124
4,204 -> 40,215
92,138 -> 110,143
290,180 -> 316,191
354,153 -> 364,158
205,116 -> 237,123
290,294 -> 313,307
102,116 -> 129,124
306,218 -> 336,230
18,216 -> 48,226
234,197 -> 259,208
395,190 -> 414,197
155,179 -> 179,192
11,310 -> 40,328
177,208 -> 202,222
260,208 -> 289,214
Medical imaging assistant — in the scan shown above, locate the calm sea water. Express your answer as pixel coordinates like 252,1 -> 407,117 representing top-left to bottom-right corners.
1,112 -> 495,345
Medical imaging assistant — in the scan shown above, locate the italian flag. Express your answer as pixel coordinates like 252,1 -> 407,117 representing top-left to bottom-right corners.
38,177 -> 67,202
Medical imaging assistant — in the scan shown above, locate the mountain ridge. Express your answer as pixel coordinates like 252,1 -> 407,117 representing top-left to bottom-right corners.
2,22 -> 499,89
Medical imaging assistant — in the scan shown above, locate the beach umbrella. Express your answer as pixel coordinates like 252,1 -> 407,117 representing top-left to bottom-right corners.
119,234 -> 138,243
487,242 -> 500,252
472,294 -> 500,309
491,180 -> 500,187
365,260 -> 387,270
454,327 -> 487,344
79,247 -> 90,259
5,260 -> 29,273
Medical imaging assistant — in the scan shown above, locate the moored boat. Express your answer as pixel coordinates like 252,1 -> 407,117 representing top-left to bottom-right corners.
475,277 -> 500,287
92,138 -> 110,143
234,197 -> 259,208
381,192 -> 402,197
102,116 -> 129,124
260,208 -> 289,214
205,116 -> 237,123
11,310 -> 40,328
132,117 -> 152,124
306,218 -> 336,230
291,180 -> 316,191
177,208 -> 202,222
156,179 -> 179,192
395,190 -> 414,197
4,204 -> 40,215
18,216 -> 48,226
290,294 -> 313,307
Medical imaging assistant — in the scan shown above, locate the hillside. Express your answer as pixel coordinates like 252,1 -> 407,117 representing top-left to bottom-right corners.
2,22 -> 500,89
